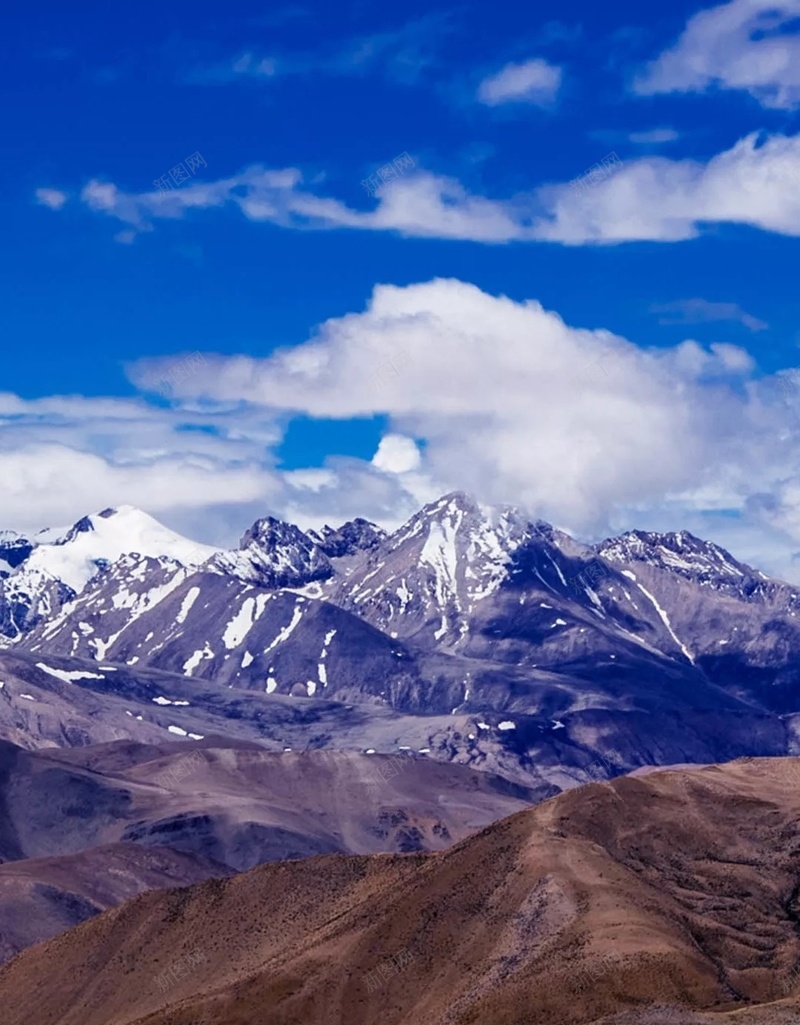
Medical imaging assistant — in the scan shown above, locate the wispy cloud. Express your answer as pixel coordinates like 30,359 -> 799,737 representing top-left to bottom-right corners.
635,0 -> 800,109
628,128 -> 680,145
477,58 -> 562,107
651,298 -> 768,332
35,188 -> 68,210
39,129 -> 800,246
191,16 -> 449,87
534,131 -> 800,243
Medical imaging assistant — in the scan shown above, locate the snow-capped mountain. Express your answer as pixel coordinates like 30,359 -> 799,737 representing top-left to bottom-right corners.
330,493 -> 540,646
597,528 -> 765,588
25,552 -> 421,707
0,507 -> 219,641
22,506 -> 220,593
592,528 -> 800,711
4,491 -> 800,790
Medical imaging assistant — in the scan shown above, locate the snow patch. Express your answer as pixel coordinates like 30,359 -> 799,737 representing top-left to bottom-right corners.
21,506 -> 219,594
176,586 -> 201,625
263,602 -> 304,655
222,593 -> 270,649
635,581 -> 694,663
183,642 -> 214,675
35,663 -> 104,683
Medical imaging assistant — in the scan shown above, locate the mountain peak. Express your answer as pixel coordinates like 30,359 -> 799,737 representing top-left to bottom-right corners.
215,515 -> 333,589
21,507 -> 219,594
426,491 -> 482,515
309,517 -> 387,558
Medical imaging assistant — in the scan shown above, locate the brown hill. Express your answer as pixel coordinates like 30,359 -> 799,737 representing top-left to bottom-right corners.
4,757 -> 800,1024
0,842 -> 229,965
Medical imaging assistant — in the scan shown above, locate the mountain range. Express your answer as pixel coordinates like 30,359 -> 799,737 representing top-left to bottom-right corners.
1,493 -> 798,791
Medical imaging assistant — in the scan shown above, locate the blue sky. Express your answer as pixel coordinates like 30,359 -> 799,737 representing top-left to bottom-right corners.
3,0 -> 800,579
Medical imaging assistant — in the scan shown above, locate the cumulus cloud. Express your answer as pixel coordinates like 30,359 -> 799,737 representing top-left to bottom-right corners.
126,278 -> 800,578
651,297 -> 768,331
37,130 -> 800,245
477,58 -> 562,106
371,434 -> 422,474
4,281 -> 800,578
635,0 -> 800,109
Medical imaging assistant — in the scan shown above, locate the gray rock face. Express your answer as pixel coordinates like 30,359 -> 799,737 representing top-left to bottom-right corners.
0,573 -> 75,640
211,516 -> 334,588
0,532 -> 34,574
307,518 -> 387,558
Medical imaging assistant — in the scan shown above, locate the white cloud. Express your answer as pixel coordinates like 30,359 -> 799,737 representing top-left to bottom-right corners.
0,444 -> 270,529
371,434 -> 422,474
0,394 -> 283,540
477,58 -> 562,107
35,188 -> 68,210
635,0 -> 800,109
4,282 -> 800,578
534,131 -> 800,243
38,130 -> 800,246
126,278 -> 800,578
0,390 -> 429,545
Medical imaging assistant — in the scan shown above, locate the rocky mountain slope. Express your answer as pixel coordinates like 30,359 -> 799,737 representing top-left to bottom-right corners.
5,757 -> 800,1024
0,646 -> 788,795
11,494 -> 800,712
